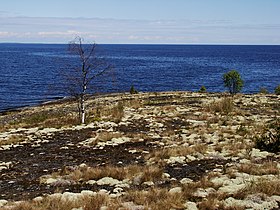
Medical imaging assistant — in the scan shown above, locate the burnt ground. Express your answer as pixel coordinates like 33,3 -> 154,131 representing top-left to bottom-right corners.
0,127 -> 229,201
0,128 -> 154,201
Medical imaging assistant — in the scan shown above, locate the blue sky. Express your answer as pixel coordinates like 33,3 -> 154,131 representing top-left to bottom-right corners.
0,0 -> 280,44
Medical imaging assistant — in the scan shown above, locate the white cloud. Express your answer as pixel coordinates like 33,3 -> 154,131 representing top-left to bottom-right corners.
37,30 -> 86,37
0,31 -> 17,36
0,16 -> 279,44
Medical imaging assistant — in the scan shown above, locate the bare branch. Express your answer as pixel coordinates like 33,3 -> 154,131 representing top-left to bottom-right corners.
62,37 -> 113,124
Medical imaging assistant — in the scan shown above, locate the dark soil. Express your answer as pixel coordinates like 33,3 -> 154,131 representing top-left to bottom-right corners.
0,128 -> 154,201
165,159 -> 229,181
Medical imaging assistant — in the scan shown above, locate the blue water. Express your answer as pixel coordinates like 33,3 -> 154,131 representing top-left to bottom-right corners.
0,44 -> 279,112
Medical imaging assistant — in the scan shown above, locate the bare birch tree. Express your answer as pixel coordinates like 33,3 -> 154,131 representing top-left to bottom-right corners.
64,37 -> 112,124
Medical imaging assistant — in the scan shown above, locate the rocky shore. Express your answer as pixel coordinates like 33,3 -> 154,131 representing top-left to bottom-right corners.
0,91 -> 279,210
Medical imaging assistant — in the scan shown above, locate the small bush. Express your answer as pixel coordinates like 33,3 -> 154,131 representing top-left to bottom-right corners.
255,120 -> 280,153
275,84 -> 280,95
223,70 -> 244,94
198,85 -> 207,93
259,87 -> 269,94
130,85 -> 138,94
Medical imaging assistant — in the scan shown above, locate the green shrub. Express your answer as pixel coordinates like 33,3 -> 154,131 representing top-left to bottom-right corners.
275,84 -> 280,95
130,85 -> 138,94
259,87 -> 269,94
255,120 -> 280,153
198,85 -> 207,93
223,70 -> 244,94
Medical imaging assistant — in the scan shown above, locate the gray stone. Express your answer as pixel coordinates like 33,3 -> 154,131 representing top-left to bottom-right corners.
0,200 -> 8,207
169,187 -> 182,194
184,201 -> 198,210
96,177 -> 122,186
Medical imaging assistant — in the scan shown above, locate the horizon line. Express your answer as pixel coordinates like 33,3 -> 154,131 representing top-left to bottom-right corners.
1,42 -> 280,46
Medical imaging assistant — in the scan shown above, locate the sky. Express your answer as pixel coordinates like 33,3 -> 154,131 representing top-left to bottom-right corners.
0,0 -> 280,44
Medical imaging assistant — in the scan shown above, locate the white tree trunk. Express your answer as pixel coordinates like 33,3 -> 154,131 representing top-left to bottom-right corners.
81,94 -> 85,124
81,110 -> 85,124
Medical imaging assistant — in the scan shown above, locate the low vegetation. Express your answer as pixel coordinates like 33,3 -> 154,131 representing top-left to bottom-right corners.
0,91 -> 279,210
275,84 -> 280,95
207,97 -> 234,115
254,119 -> 280,153
223,70 -> 244,95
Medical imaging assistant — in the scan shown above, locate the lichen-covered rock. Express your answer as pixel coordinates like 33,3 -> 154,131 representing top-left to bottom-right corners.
96,177 -> 122,186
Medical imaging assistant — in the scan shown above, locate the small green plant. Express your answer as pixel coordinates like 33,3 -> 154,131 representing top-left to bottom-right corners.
130,85 -> 138,94
255,120 -> 280,153
275,84 -> 280,95
223,70 -> 244,94
198,85 -> 207,93
259,87 -> 269,94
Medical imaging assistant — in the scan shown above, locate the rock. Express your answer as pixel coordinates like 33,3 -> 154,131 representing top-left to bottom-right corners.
0,200 -> 8,207
223,197 -> 245,208
251,148 -> 270,159
162,172 -> 171,179
211,175 -> 229,186
80,190 -> 96,197
143,181 -> 154,186
219,183 -> 246,194
110,137 -> 130,145
109,193 -> 122,198
128,149 -> 137,154
45,178 -> 58,184
98,189 -> 109,194
79,163 -> 87,168
132,174 -> 143,185
122,202 -> 145,210
86,180 -> 96,185
62,192 -> 79,201
239,159 -> 251,164
51,179 -> 75,187
186,155 -> 196,161
193,188 -> 216,198
180,178 -> 193,184
33,196 -> 44,202
113,187 -> 124,194
169,187 -> 182,194
96,177 -> 122,186
184,201 -> 198,210
72,207 -> 84,210
100,206 -> 108,210
166,156 -> 186,164
224,196 -> 280,210
48,193 -> 62,199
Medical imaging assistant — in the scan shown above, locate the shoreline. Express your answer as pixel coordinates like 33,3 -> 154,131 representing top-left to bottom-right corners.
1,90 -> 278,115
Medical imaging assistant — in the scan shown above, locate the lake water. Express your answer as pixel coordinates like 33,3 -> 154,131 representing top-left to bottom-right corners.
0,44 -> 279,112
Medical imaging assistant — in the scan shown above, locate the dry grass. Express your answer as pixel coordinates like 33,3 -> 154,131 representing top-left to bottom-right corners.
3,111 -> 80,130
95,131 -> 122,143
223,139 -> 253,156
235,178 -> 280,199
97,102 -> 125,123
198,195 -> 245,210
125,99 -> 143,109
7,193 -> 114,210
54,165 -> 164,183
0,134 -> 26,146
207,97 -> 234,115
147,144 -> 208,163
123,188 -> 185,210
238,161 -> 279,175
